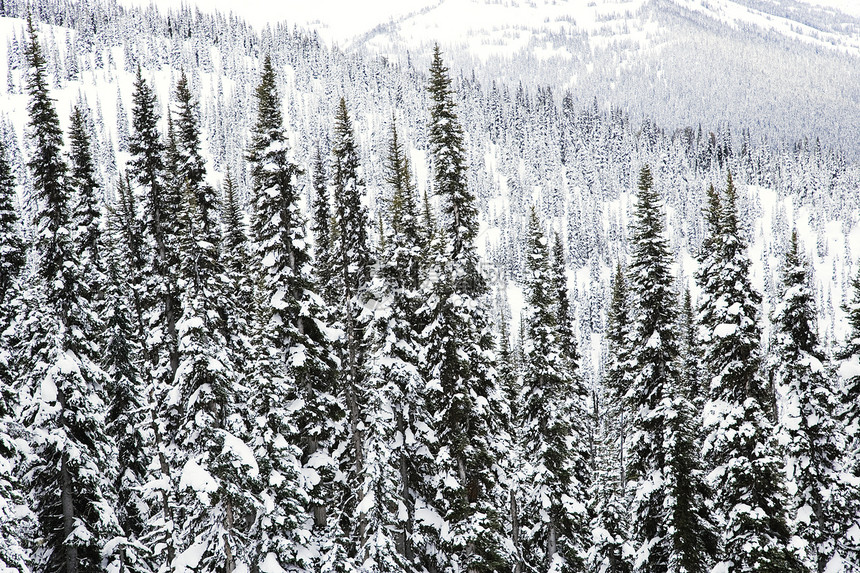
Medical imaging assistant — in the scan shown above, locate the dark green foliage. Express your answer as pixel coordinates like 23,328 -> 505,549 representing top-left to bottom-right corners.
310,145 -> 335,303
700,173 -> 802,573
329,96 -> 373,558
67,104 -> 101,273
679,289 -> 703,409
519,206 -> 590,572
220,168 -> 247,275
0,139 -> 23,312
428,44 -> 479,284
627,165 -> 715,573
173,70 -> 218,243
422,47 -> 511,573
773,231 -> 851,573
589,263 -> 633,573
20,18 -> 123,573
551,233 -> 577,366
246,55 -> 337,570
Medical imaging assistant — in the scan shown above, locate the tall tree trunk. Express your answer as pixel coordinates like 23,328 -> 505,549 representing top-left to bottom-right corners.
61,453 -> 77,573
397,410 -> 413,560
511,489 -> 521,573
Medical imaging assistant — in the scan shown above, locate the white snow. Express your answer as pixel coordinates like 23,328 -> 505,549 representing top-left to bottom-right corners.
174,540 -> 207,573
712,323 -> 738,338
259,553 -> 289,573
178,459 -> 218,498
220,431 -> 259,477
40,377 -> 57,403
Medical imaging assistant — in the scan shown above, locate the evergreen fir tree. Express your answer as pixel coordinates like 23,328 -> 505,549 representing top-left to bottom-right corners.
67,104 -> 102,274
838,265 -> 860,572
357,120 -> 432,572
626,166 -> 715,573
0,138 -> 24,311
311,144 -> 335,306
19,17 -> 122,573
220,167 -> 247,276
550,233 -> 577,365
246,54 -> 337,571
129,66 -> 181,570
699,172 -> 802,573
422,45 -> 511,572
329,96 -> 373,559
171,181 -> 257,573
0,135 -> 30,573
678,289 -> 704,411
101,250 -> 152,573
588,265 -> 634,573
519,206 -> 590,573
173,70 -> 218,243
771,231 -> 850,573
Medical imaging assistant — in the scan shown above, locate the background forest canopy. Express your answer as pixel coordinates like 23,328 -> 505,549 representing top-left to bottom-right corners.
0,0 -> 860,573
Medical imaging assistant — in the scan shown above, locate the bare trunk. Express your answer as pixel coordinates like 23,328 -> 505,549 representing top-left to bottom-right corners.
511,489 -> 521,573
150,389 -> 175,565
546,523 -> 558,570
61,453 -> 77,573
224,500 -> 235,573
396,410 -> 413,560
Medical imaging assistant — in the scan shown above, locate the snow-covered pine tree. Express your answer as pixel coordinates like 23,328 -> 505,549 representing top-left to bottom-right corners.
678,289 -> 704,412
357,120 -> 431,572
129,64 -> 180,381
0,137 -> 23,312
18,16 -> 123,573
771,230 -> 851,573
245,54 -> 337,571
311,145 -> 336,307
838,267 -> 860,572
588,262 -> 633,573
170,179 -> 257,573
67,103 -> 102,276
129,67 -> 182,571
699,172 -> 802,573
695,183 -> 722,368
550,233 -> 577,365
329,96 -> 373,560
101,243 -> 152,573
422,44 -> 512,572
626,166 -> 715,573
0,128 -> 30,573
173,70 -> 218,243
220,168 -> 245,273
519,206 -> 590,573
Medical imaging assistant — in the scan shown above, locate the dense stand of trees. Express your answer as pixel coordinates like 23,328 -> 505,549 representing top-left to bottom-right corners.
1,6 -> 860,573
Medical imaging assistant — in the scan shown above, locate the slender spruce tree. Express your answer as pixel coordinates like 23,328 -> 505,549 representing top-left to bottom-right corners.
328,97 -> 374,562
519,206 -> 590,573
699,173 -> 802,573
0,137 -> 23,313
356,120 -> 432,572
246,55 -> 337,571
626,166 -> 715,573
19,17 -> 122,573
129,66 -> 181,570
0,132 -> 29,573
772,231 -> 850,573
311,144 -> 336,306
838,267 -> 860,572
423,45 -> 512,572
588,265 -> 634,573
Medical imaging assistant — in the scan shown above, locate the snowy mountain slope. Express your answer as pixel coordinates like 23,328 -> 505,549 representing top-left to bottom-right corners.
349,0 -> 860,159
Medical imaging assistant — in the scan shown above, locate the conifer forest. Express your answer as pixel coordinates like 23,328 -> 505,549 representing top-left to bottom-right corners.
1,1 -> 860,572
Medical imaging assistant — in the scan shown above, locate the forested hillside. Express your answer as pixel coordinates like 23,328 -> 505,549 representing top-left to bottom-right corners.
0,1 -> 859,572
